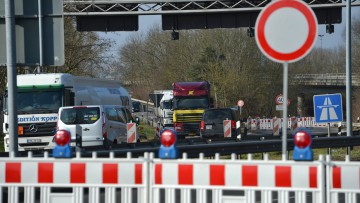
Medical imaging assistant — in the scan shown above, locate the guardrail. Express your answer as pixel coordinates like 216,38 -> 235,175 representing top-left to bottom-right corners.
3,135 -> 360,158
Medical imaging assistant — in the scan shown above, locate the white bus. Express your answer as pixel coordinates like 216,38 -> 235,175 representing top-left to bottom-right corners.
2,73 -> 131,151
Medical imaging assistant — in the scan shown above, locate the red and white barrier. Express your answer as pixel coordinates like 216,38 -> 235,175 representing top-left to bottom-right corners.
256,117 -> 260,130
152,155 -> 325,203
127,123 -> 137,143
327,155 -> 360,202
154,162 -> 319,189
246,117 -> 252,130
273,117 -> 281,136
260,119 -> 273,130
223,120 -> 231,138
1,153 -> 360,203
0,161 -> 144,186
290,117 -> 298,135
248,117 -> 330,131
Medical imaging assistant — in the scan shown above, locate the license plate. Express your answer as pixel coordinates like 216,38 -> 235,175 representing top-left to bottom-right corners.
27,139 -> 41,143
206,125 -> 212,130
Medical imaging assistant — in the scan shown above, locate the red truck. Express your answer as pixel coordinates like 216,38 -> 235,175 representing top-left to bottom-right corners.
172,81 -> 211,139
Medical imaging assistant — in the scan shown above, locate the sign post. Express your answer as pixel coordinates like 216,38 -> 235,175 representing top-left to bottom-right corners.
237,100 -> 244,117
255,0 -> 318,160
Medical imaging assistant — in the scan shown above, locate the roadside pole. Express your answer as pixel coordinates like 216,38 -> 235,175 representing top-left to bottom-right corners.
5,0 -> 18,155
345,0 -> 352,158
282,62 -> 288,160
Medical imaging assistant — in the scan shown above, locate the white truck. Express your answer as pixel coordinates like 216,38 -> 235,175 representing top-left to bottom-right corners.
149,90 -> 173,137
2,73 -> 132,151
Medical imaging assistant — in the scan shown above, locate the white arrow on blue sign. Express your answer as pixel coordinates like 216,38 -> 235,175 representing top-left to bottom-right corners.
313,93 -> 343,123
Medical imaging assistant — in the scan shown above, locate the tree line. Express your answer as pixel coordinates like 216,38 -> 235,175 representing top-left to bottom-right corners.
113,17 -> 360,118
0,16 -> 358,119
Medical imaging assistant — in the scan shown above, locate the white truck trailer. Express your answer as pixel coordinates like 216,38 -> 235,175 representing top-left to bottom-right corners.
2,73 -> 131,151
149,90 -> 173,137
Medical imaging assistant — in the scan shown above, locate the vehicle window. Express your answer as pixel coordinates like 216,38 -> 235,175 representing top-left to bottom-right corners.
106,108 -> 121,122
124,108 -> 134,122
204,109 -> 232,122
60,107 -> 99,124
163,101 -> 172,109
116,108 -> 125,123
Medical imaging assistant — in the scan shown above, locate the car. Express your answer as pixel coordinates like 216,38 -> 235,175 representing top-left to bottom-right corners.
57,105 -> 139,148
200,108 -> 241,140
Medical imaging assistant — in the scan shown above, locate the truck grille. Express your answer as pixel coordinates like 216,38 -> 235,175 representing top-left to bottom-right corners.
18,123 -> 57,138
175,113 -> 203,122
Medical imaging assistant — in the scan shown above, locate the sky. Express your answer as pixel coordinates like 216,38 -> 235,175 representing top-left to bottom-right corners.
100,7 -> 360,55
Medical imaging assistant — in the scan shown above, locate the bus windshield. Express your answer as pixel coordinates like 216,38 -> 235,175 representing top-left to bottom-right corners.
4,90 -> 63,114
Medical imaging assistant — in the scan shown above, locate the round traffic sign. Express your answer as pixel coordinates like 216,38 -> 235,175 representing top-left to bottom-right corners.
237,100 -> 244,107
255,0 -> 318,63
275,94 -> 290,106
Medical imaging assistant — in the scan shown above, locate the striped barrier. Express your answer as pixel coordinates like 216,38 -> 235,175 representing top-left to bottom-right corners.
223,120 -> 231,138
1,153 -> 360,203
152,154 -> 325,203
327,155 -> 360,203
273,117 -> 281,136
252,117 -> 333,131
127,123 -> 137,143
246,117 -> 252,130
0,152 -> 147,203
291,117 -> 298,135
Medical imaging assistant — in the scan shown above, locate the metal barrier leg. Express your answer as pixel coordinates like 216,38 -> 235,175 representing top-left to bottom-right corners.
152,188 -> 160,203
105,187 -> 115,203
24,186 -> 35,203
9,186 -> 19,203
89,187 -> 99,203
40,186 -> 50,203
278,191 -> 289,203
245,190 -> 255,203
138,188 -> 147,203
212,189 -> 221,203
181,188 -> 191,203
74,187 -> 84,203
294,191 -> 306,203
346,193 -> 356,203
197,189 -> 207,203
165,188 -> 175,203
121,187 -> 132,203
261,190 -> 272,203
330,193 -> 338,203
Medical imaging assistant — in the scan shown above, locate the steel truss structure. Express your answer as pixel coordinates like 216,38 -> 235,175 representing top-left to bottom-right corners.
63,0 -> 360,16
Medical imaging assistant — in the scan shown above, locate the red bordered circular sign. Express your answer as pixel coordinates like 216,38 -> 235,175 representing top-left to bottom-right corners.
255,0 -> 318,63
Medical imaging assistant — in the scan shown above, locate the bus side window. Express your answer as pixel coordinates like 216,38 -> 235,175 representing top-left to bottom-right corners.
64,89 -> 75,106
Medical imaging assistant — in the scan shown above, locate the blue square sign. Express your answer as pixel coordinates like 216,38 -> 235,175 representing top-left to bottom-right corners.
313,94 -> 343,123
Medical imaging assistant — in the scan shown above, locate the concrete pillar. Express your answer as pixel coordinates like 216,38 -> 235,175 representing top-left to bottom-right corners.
297,93 -> 305,117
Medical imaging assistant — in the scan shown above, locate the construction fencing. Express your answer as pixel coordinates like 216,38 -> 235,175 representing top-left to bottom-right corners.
0,152 -> 359,203
247,117 -> 330,131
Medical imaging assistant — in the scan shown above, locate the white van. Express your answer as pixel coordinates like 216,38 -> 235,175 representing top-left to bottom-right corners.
57,105 -> 139,148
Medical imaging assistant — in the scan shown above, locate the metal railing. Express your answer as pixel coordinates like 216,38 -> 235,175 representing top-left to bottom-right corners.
291,73 -> 360,87
62,0 -> 360,15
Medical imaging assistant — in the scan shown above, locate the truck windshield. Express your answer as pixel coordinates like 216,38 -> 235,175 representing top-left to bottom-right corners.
163,101 -> 172,109
173,97 -> 209,109
4,90 -> 63,114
